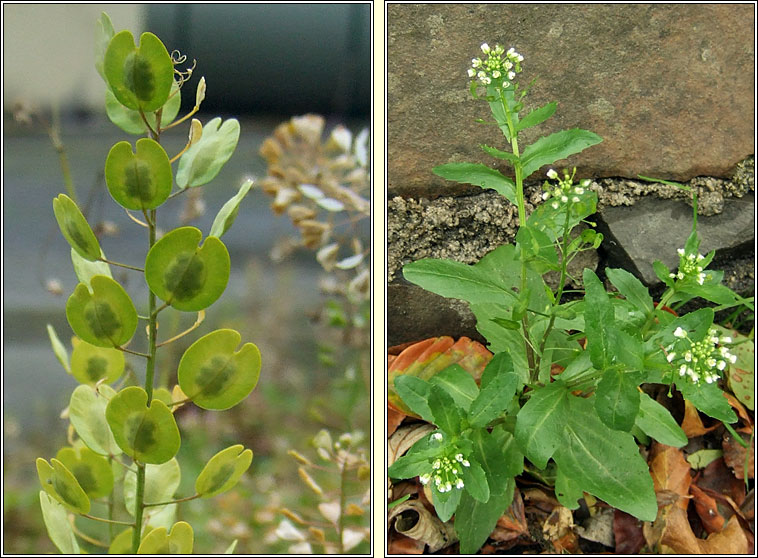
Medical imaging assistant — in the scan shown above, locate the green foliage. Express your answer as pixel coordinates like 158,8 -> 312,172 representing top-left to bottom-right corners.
392,41 -> 752,552
37,12 -> 260,553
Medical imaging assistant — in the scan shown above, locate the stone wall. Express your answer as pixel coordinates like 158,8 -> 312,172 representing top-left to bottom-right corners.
387,4 -> 755,347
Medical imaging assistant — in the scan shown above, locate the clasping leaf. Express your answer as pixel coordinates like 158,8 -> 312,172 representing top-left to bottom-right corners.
36,457 -> 90,514
105,386 -> 181,464
66,275 -> 138,348
145,227 -> 230,312
53,194 -> 101,261
176,117 -> 240,189
195,444 -> 253,498
177,329 -> 261,410
105,138 -> 172,210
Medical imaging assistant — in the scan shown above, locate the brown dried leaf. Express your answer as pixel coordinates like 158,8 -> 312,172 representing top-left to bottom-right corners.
542,506 -> 574,542
649,443 -> 692,510
660,507 -> 748,554
387,532 -> 426,555
613,509 -> 645,554
388,423 -> 436,468
690,484 -> 725,534
697,457 -> 747,507
681,399 -> 719,437
387,405 -> 406,438
388,499 -> 458,553
722,429 -> 754,480
491,488 -> 528,543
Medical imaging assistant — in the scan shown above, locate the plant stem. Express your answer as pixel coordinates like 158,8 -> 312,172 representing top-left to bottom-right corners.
337,457 -> 348,554
132,462 -> 146,552
500,88 -> 535,377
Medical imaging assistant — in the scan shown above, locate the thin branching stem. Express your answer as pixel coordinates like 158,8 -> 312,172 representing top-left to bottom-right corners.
143,493 -> 201,508
99,258 -> 144,272
82,513 -> 134,526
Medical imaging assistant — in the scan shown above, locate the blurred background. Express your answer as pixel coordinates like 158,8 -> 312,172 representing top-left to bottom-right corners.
3,3 -> 371,554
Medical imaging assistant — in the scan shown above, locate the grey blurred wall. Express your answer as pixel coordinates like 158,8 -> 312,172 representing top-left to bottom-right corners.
2,3 -> 370,118
3,4 -> 143,110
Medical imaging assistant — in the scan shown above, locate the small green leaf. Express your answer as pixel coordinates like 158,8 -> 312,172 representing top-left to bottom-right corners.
635,392 -> 688,447
394,375 -> 434,423
36,457 -> 90,514
39,491 -> 80,554
195,444 -> 253,498
177,329 -> 261,410
106,80 -> 181,134
583,268 -> 614,369
468,352 -> 519,428
70,339 -> 125,385
515,101 -> 557,132
94,12 -> 115,81
137,521 -> 194,554
480,144 -> 520,164
145,227 -> 230,312
429,364 -> 479,412
210,179 -> 254,238
514,381 -> 570,468
69,384 -> 121,456
105,138 -> 172,210
432,163 -> 516,205
462,457 -> 490,503
606,268 -> 653,315
595,368 -> 641,432
652,260 -> 674,287
553,394 -> 657,521
516,224 -> 558,274
677,379 -> 736,423
403,244 -> 520,306
106,386 -> 181,464
176,117 -> 241,189
455,478 -> 514,555
46,324 -> 70,374
71,247 -> 112,287
225,540 -> 239,554
66,275 -> 138,348
55,446 -> 114,499
124,458 -> 181,516
104,30 -> 174,111
428,383 -> 464,435
520,129 -> 603,179
431,480 -> 462,522
687,449 -> 723,469
53,194 -> 101,261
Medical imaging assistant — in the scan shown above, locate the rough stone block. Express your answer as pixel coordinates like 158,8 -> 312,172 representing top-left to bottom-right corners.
388,4 -> 754,198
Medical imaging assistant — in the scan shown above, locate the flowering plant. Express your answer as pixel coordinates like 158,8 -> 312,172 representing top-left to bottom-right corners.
388,43 -> 752,553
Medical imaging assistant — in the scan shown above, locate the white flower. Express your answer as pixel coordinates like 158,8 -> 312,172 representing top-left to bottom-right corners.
679,364 -> 688,376
472,58 -> 482,67
561,195 -> 568,203
572,196 -> 580,203
667,352 -> 676,362
677,248 -> 685,256
455,479 -> 465,489
674,327 -> 686,338
507,47 -> 515,54
721,336 -> 732,344
517,54 -> 524,62
542,192 -> 550,200
492,70 -> 501,78
684,352 -> 692,362
504,60 -> 513,70
729,353 -> 737,364
575,187 -> 585,195
432,432 -> 443,441
468,68 -> 476,77
717,360 -> 727,370
508,71 -> 516,80
481,42 -> 490,53
547,169 -> 558,179
551,201 -> 559,209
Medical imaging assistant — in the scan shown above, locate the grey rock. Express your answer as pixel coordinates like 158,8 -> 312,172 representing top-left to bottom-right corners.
596,193 -> 755,286
388,4 -> 754,198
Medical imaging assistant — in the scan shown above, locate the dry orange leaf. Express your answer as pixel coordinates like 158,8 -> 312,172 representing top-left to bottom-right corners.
649,443 -> 692,510
681,399 -> 720,437
660,506 -> 748,554
690,484 -> 725,534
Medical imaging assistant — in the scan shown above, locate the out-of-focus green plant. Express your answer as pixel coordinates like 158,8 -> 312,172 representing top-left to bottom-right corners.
40,13 -> 260,554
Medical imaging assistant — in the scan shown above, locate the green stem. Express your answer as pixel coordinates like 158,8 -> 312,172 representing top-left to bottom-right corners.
640,287 -> 676,337
143,493 -> 201,508
132,462 -> 146,552
499,88 -> 535,378
81,513 -> 133,526
99,258 -> 144,272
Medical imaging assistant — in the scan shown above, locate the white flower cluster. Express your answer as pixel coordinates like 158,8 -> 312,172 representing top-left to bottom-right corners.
669,248 -> 708,285
666,326 -> 737,385
468,42 -> 523,88
542,168 -> 590,209
418,432 -> 471,493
